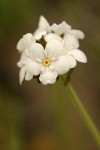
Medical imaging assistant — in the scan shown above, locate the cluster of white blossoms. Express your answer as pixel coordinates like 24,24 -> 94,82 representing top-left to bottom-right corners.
17,16 -> 87,85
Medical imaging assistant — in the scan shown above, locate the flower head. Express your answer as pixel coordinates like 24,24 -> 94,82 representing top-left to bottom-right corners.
17,16 -> 87,85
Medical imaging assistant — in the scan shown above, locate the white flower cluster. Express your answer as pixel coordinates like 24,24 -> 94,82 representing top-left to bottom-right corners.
17,16 -> 87,85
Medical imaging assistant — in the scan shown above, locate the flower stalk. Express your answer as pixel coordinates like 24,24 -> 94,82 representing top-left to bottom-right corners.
65,82 -> 100,148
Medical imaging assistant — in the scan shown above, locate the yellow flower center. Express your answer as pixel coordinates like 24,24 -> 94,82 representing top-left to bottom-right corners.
42,58 -> 51,67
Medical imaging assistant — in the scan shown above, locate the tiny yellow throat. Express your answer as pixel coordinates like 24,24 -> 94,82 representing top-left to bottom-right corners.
42,58 -> 51,67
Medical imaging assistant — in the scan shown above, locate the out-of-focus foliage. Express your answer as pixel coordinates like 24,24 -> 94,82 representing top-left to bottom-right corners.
0,0 -> 100,150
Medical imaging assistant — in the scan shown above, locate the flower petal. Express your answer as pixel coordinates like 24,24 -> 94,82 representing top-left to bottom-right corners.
25,72 -> 33,81
68,49 -> 87,63
39,68 -> 58,85
51,55 -> 76,75
44,33 -> 63,43
67,55 -> 77,68
64,34 -> 79,50
33,16 -> 50,40
17,38 -> 23,52
45,40 -> 63,60
38,16 -> 50,32
29,43 -> 45,61
17,33 -> 35,52
19,67 -> 26,84
17,52 -> 28,68
69,30 -> 85,39
51,21 -> 71,35
17,60 -> 23,68
26,59 -> 42,75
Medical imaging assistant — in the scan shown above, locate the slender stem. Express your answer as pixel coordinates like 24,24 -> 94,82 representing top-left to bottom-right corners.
66,83 -> 100,149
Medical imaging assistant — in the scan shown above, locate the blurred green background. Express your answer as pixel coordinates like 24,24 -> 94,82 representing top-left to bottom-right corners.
0,0 -> 100,150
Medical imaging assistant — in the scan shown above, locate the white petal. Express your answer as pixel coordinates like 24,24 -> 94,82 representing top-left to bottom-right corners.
39,68 -> 58,85
34,31 -> 46,40
70,30 -> 85,39
64,34 -> 79,50
44,33 -> 63,43
25,72 -> 33,81
17,38 -> 24,52
17,52 -> 28,68
17,33 -> 35,52
45,40 -> 63,60
38,16 -> 50,32
17,60 -> 23,68
68,55 -> 77,68
33,16 -> 50,39
51,21 -> 71,35
51,55 -> 76,75
68,49 -> 87,63
29,43 -> 45,61
26,59 -> 42,75
23,33 -> 35,45
19,67 -> 26,84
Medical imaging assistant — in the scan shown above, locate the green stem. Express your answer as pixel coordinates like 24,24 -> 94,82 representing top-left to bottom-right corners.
66,83 -> 100,149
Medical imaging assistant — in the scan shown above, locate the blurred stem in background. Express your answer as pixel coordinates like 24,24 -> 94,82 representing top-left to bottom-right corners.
50,82 -> 71,150
64,82 -> 100,149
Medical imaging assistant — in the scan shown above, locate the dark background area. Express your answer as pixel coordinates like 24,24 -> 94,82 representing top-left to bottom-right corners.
0,0 -> 100,150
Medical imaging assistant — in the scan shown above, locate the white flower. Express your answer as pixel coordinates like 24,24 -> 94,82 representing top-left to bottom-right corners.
63,34 -> 87,63
51,21 -> 84,39
17,16 -> 87,85
49,21 -> 87,64
51,22 -> 84,52
44,22 -> 84,47
51,21 -> 71,35
17,52 -> 33,84
25,40 -> 74,85
17,33 -> 35,84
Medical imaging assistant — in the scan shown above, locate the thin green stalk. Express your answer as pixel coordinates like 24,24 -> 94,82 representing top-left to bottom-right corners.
65,83 -> 100,149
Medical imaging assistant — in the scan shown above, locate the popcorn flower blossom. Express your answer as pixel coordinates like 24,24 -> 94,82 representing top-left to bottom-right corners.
17,16 -> 87,85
